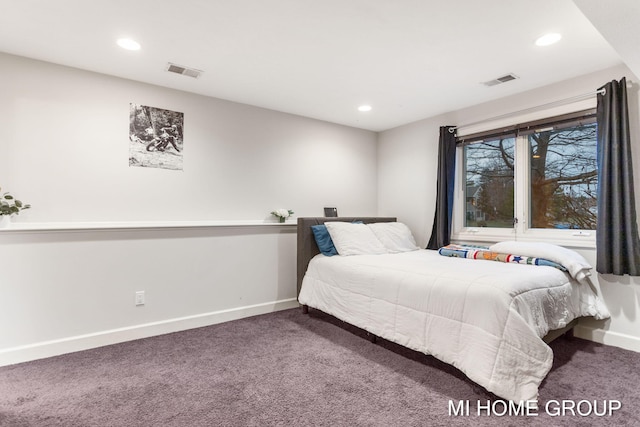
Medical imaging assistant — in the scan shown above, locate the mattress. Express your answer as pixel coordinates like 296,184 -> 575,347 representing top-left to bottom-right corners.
298,249 -> 609,402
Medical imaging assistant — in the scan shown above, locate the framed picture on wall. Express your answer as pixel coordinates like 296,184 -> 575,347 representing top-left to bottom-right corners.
129,103 -> 184,171
324,207 -> 338,217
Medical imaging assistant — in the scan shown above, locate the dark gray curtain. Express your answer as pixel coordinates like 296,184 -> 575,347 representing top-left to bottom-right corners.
596,77 -> 640,275
427,126 -> 456,249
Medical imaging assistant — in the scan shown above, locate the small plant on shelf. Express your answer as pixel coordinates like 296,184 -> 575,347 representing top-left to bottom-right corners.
271,208 -> 294,223
0,187 -> 31,216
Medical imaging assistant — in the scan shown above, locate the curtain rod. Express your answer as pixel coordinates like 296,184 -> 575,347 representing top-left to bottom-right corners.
449,88 -> 606,133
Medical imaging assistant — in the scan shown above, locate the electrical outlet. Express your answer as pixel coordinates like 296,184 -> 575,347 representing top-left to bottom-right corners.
135,291 -> 145,306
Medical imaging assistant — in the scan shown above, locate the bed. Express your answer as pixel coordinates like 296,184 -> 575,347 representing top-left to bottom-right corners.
296,217 -> 610,402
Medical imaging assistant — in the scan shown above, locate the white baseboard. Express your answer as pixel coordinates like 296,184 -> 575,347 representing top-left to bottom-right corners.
0,298 -> 299,367
573,324 -> 640,352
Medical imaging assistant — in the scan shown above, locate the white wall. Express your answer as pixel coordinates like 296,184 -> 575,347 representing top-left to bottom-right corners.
0,53 -> 378,365
1,53 -> 377,222
378,63 -> 640,352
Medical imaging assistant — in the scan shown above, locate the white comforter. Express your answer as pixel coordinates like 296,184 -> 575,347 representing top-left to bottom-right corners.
298,249 -> 609,402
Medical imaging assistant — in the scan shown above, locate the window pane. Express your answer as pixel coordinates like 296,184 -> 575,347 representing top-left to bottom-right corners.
464,138 -> 515,228
529,122 -> 597,229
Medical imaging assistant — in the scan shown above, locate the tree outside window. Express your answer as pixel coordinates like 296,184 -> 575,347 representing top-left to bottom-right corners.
529,123 -> 597,229
463,118 -> 597,231
464,137 -> 515,228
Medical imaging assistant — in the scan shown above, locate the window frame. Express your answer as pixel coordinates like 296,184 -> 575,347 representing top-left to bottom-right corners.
451,107 -> 597,248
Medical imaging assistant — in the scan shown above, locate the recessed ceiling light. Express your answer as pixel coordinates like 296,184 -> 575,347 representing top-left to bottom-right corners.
535,33 -> 562,47
357,105 -> 372,112
117,38 -> 141,51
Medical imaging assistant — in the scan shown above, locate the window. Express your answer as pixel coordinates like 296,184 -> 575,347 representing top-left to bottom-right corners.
453,109 -> 597,247
464,136 -> 515,228
527,123 -> 597,230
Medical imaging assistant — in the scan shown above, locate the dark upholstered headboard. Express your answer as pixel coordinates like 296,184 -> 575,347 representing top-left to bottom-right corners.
296,217 -> 396,297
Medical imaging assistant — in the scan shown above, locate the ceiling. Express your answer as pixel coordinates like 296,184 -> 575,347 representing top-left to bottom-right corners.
0,0 -> 636,132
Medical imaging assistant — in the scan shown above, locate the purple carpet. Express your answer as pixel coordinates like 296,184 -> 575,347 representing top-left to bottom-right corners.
1,308 -> 638,426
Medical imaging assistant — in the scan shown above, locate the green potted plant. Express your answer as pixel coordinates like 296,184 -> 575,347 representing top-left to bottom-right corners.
271,208 -> 294,223
1,187 -> 30,227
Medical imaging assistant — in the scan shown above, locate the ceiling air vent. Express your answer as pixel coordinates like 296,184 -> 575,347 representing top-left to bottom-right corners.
166,62 -> 203,79
483,73 -> 518,87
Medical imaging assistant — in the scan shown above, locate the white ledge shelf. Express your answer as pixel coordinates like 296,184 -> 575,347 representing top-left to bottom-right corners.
0,219 -> 297,233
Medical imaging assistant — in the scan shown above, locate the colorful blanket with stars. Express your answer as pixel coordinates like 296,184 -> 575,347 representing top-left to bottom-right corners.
438,244 -> 567,272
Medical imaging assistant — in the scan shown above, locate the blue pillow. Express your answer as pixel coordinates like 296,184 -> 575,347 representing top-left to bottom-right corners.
311,224 -> 338,256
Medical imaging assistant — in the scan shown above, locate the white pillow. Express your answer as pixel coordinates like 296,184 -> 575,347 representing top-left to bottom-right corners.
489,241 -> 592,281
367,222 -> 419,253
324,222 -> 388,256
